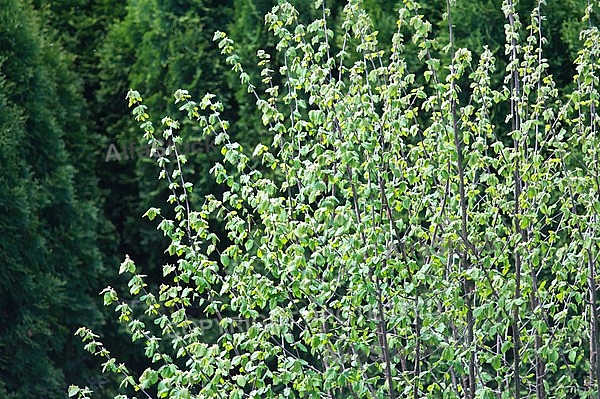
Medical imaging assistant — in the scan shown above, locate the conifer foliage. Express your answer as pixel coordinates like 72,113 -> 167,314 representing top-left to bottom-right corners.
0,0 -> 105,396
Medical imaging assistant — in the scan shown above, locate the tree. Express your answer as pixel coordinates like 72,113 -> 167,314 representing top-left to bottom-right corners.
93,0 -> 240,282
0,0 -> 108,397
72,0 -> 600,398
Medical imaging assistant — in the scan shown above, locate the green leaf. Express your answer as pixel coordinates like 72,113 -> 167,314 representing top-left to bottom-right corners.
68,385 -> 80,397
143,207 -> 161,221
119,255 -> 136,274
491,355 -> 502,371
100,287 -> 118,306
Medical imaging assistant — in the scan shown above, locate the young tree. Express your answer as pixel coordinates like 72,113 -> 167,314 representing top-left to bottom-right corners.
72,0 -> 600,398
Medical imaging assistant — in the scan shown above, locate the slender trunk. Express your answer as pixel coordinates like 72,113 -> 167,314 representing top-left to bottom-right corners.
512,254 -> 522,399
446,1 -> 476,396
530,248 -> 545,399
376,272 -> 396,399
465,278 -> 476,399
589,254 -> 600,394
511,125 -> 523,399
531,4 -> 545,397
506,1 -> 522,396
414,298 -> 421,399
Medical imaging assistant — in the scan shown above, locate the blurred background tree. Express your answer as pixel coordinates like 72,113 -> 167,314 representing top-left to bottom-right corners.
0,0 -> 107,396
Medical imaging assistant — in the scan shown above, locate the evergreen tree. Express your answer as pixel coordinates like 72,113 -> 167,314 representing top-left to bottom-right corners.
95,0 -> 239,278
0,0 -> 107,396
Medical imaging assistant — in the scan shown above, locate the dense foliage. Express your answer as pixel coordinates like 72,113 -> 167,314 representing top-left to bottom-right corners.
70,0 -> 600,398
0,0 -> 107,396
1,0 -> 599,398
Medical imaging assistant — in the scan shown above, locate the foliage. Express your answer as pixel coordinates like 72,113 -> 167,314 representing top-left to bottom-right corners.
0,0 -> 107,397
94,0 -> 239,281
70,1 -> 600,398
